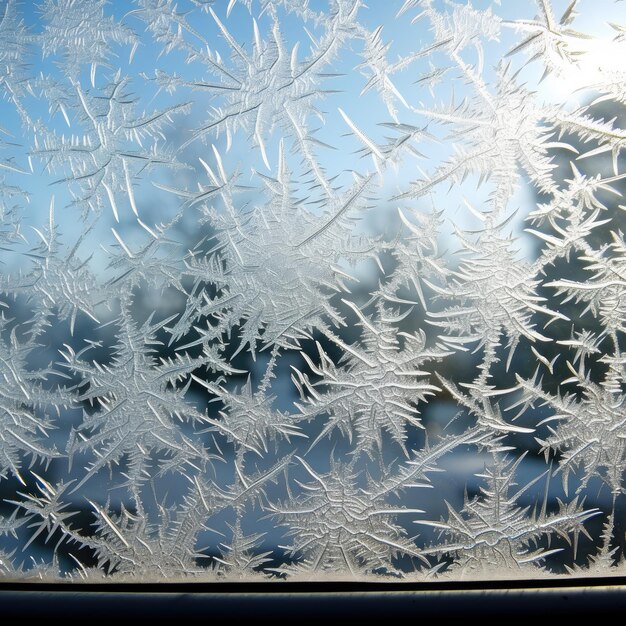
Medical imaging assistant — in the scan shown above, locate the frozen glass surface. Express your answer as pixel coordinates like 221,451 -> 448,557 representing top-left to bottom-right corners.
0,0 -> 625,581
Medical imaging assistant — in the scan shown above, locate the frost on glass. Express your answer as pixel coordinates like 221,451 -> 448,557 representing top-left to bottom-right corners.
0,0 -> 625,582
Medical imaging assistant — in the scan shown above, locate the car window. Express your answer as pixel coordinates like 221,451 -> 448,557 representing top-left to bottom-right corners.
0,0 -> 624,583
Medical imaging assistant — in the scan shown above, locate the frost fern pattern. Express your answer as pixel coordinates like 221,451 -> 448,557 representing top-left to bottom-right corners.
0,0 -> 625,580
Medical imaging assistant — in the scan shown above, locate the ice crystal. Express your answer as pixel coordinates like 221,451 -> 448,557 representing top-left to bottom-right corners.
0,0 -> 624,582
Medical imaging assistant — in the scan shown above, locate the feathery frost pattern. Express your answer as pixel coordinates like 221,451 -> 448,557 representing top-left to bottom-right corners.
0,0 -> 625,581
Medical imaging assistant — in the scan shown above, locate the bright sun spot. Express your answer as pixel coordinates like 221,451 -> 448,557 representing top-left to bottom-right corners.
549,36 -> 626,102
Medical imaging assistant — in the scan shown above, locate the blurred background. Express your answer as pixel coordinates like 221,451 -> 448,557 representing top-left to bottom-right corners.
0,0 -> 624,578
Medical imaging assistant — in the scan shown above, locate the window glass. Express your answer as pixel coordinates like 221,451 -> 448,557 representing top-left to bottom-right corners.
0,0 -> 624,581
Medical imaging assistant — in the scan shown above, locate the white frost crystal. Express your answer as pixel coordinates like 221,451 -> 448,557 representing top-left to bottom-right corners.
0,0 -> 624,580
